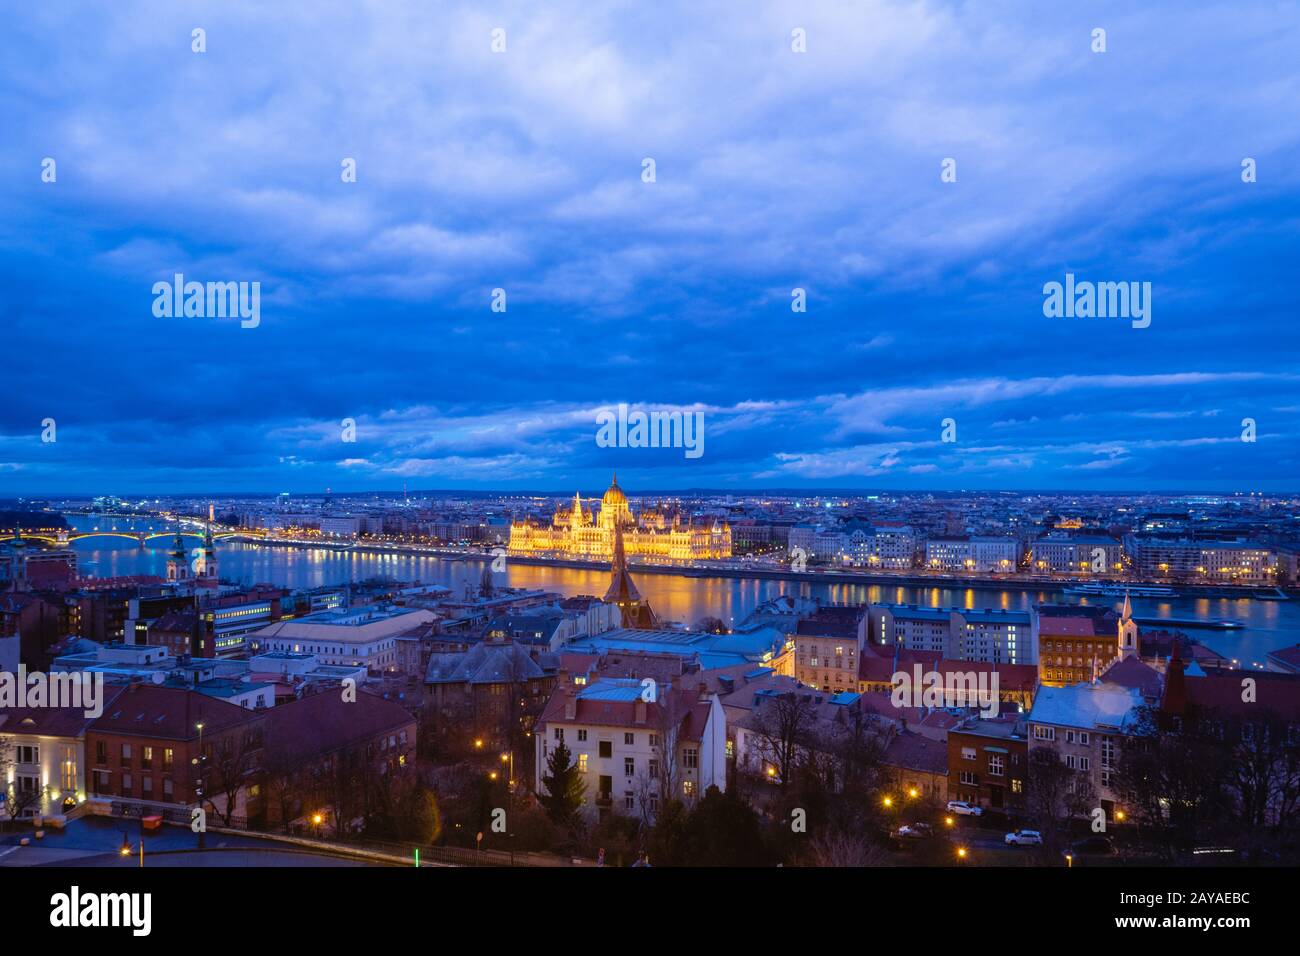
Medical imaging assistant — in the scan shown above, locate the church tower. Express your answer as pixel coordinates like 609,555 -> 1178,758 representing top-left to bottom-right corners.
196,520 -> 218,587
603,519 -> 657,629
1118,591 -> 1139,660
166,530 -> 191,583
6,527 -> 28,591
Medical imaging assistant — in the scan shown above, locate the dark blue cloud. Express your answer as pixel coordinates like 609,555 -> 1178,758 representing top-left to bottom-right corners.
1,1 -> 1297,493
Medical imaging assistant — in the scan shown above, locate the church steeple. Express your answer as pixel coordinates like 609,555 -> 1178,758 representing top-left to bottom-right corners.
1118,590 -> 1139,660
603,519 -> 656,629
167,529 -> 191,583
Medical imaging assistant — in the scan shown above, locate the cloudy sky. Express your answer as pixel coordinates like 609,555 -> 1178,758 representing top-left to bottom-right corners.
2,1 -> 1298,494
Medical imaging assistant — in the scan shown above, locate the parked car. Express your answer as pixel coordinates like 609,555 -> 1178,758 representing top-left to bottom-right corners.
946,800 -> 983,817
895,823 -> 934,840
1004,829 -> 1043,846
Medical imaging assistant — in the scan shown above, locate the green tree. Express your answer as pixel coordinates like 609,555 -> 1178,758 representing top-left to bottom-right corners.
646,798 -> 691,865
539,740 -> 586,826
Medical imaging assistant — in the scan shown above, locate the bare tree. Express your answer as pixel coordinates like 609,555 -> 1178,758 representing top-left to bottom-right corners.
804,830 -> 890,867
1,735 -> 44,830
204,729 -> 261,827
650,690 -> 690,806
749,692 -> 818,789
1025,746 -> 1095,850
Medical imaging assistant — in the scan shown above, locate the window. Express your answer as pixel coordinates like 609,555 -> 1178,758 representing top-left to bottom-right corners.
683,748 -> 699,769
142,746 -> 153,769
649,734 -> 660,748
142,776 -> 153,795
1011,778 -> 1023,794
163,748 -> 174,772
988,754 -> 1004,777
961,747 -> 976,760
624,757 -> 635,777
959,771 -> 977,785
163,778 -> 173,798
578,753 -> 588,772
599,741 -> 612,758
16,745 -> 38,764
96,741 -> 107,765
683,780 -> 695,797
554,728 -> 564,742
61,746 -> 77,791
1100,736 -> 1115,768
122,772 -> 133,794
577,729 -> 587,742
624,791 -> 635,811
120,743 -> 132,765
1033,726 -> 1055,741
648,759 -> 659,779
624,733 -> 635,746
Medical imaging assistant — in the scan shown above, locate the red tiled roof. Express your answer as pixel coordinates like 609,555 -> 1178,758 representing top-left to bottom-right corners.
538,686 -> 712,741
1184,672 -> 1300,722
264,690 -> 415,763
89,684 -> 255,740
1039,617 -> 1105,637
0,687 -> 127,738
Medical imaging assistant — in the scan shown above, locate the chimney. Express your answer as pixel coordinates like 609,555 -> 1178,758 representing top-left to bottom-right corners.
697,680 -> 709,702
563,688 -> 577,720
634,698 -> 647,724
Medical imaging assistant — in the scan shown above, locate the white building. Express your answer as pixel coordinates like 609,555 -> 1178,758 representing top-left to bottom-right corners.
248,606 -> 436,674
1027,679 -> 1148,816
534,678 -> 726,822
925,535 -> 1021,572
869,604 -> 1039,665
0,699 -> 121,819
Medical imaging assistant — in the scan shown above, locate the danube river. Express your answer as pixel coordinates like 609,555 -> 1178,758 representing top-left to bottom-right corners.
65,518 -> 1300,669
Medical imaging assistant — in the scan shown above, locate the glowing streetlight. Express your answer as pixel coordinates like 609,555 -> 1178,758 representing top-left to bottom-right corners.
882,796 -> 893,809
956,846 -> 968,861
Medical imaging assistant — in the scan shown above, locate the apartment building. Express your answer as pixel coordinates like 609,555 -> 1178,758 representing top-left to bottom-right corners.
1127,536 -> 1278,583
1036,601 -> 1138,686
947,717 -> 1029,812
534,679 -> 726,822
1030,535 -> 1124,575
0,689 -> 127,819
925,536 -> 1021,572
792,605 -> 868,692
847,524 -> 918,569
868,604 -> 1038,666
1027,679 -> 1146,819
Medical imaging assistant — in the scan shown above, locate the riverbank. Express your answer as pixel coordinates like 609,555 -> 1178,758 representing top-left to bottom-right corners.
231,536 -> 1293,602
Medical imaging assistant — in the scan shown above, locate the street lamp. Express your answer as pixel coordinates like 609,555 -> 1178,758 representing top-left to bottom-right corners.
194,722 -> 206,849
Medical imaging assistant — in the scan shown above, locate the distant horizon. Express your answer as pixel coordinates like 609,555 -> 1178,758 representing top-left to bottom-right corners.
7,483 -> 1296,502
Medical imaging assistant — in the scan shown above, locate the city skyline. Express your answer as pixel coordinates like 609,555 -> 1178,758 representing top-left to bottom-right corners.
2,3 -> 1298,494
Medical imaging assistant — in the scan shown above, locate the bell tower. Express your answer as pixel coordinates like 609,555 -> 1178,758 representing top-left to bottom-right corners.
1118,592 -> 1139,660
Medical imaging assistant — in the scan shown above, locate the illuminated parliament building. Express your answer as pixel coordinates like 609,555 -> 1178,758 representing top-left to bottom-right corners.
508,474 -> 731,561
